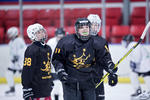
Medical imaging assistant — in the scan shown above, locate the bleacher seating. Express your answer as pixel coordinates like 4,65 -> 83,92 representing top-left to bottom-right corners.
23,9 -> 38,27
130,7 -> 146,25
111,25 -> 130,43
99,26 -> 111,42
0,27 -> 4,43
4,9 -> 19,29
0,6 -> 148,44
0,10 -> 5,27
37,9 -> 55,27
23,27 -> 32,44
88,8 -> 101,17
45,27 -> 56,38
130,25 -> 145,41
65,26 -> 76,34
106,8 -> 122,26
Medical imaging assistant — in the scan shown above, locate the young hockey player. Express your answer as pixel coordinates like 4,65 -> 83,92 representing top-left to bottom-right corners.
5,27 -> 26,96
122,34 -> 150,100
52,18 -> 117,100
87,14 -> 118,100
47,28 -> 65,100
21,23 -> 54,100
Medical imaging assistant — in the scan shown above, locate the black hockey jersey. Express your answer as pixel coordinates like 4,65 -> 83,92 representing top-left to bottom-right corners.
21,41 -> 53,98
52,34 -> 113,81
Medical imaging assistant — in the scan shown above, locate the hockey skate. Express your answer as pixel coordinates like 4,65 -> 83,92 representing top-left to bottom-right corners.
138,91 -> 150,100
5,87 -> 15,96
131,88 -> 142,100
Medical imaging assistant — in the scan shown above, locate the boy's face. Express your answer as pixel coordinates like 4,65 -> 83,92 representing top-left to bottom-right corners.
78,25 -> 90,37
91,23 -> 100,32
35,29 -> 47,42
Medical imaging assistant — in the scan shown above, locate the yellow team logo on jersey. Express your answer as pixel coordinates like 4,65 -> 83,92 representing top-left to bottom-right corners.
71,48 -> 91,69
41,53 -> 52,79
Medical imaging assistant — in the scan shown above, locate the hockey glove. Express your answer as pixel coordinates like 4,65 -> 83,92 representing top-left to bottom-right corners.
23,88 -> 34,100
107,61 -> 118,74
12,56 -> 18,63
57,69 -> 68,83
108,74 -> 118,86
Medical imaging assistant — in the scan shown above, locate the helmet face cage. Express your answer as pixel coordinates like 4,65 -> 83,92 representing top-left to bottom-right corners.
75,18 -> 91,41
27,23 -> 47,42
87,14 -> 101,36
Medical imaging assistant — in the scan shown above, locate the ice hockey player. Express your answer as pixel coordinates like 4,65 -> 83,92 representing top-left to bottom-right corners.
5,27 -> 26,96
21,23 -> 54,100
87,14 -> 118,100
52,18 -> 117,100
47,28 -> 65,100
122,34 -> 150,100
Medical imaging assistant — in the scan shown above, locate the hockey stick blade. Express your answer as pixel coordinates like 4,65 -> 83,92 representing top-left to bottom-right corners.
96,21 -> 150,88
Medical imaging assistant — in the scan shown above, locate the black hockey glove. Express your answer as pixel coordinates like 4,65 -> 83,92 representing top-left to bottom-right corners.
107,61 -> 118,74
108,74 -> 118,86
12,56 -> 18,63
23,88 -> 34,100
57,69 -> 68,83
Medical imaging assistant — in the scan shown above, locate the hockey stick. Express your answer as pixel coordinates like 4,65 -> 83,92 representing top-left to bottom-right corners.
96,21 -> 150,88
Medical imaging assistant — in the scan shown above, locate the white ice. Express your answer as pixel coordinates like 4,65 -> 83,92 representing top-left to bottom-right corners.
0,83 -> 147,100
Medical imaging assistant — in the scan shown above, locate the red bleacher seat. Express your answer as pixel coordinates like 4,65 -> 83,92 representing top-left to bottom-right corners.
99,26 -> 111,42
23,9 -> 38,20
65,26 -> 75,35
37,9 -> 55,19
5,20 -> 19,29
64,8 -> 73,27
0,10 -> 5,27
37,19 -> 51,27
111,25 -> 130,43
23,9 -> 38,27
88,8 -> 101,17
5,9 -> 19,20
23,20 -> 35,27
130,7 -> 146,25
130,25 -> 145,41
37,9 -> 56,27
45,27 -> 56,38
71,8 -> 89,20
106,8 -> 122,25
0,27 -> 4,43
23,27 -> 32,44
54,9 -> 60,19
4,9 -> 19,28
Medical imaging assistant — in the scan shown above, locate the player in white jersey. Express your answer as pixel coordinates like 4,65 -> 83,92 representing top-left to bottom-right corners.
122,34 -> 150,100
47,28 -> 65,100
5,27 -> 26,96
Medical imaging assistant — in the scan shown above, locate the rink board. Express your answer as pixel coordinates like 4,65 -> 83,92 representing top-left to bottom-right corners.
0,44 -> 149,84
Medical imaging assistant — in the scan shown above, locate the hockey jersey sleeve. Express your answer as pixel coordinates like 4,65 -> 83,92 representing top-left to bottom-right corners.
93,37 -> 115,73
21,46 -> 36,89
52,38 -> 66,73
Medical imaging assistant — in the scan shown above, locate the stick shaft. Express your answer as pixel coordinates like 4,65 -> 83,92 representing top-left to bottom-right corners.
96,21 -> 150,88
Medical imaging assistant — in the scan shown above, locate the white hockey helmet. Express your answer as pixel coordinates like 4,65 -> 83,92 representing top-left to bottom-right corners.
7,27 -> 19,39
27,23 -> 47,42
87,14 -> 101,36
